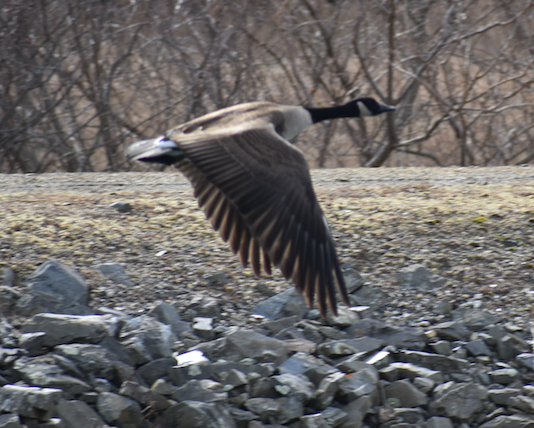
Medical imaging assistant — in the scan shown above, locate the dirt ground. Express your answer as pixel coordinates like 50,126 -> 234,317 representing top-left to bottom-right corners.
1,167 -> 533,329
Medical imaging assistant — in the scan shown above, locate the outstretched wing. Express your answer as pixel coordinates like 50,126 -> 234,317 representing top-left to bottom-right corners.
168,124 -> 350,317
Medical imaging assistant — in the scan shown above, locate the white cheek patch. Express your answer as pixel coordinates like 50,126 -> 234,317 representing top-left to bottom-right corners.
357,101 -> 372,117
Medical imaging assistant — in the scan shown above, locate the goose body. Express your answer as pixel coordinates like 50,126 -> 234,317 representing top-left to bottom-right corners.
126,97 -> 395,316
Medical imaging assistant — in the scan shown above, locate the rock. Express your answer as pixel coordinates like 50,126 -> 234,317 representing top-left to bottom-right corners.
465,338 -> 492,356
508,395 -> 534,413
0,385 -> 62,420
488,368 -> 519,385
119,315 -> 176,365
56,399 -> 108,428
343,268 -> 365,293
21,313 -> 120,347
109,201 -> 132,213
429,340 -> 452,355
432,381 -> 488,420
425,416 -> 454,428
162,401 -> 237,428
55,343 -> 134,385
278,352 -> 337,385
18,332 -> 47,357
432,321 -> 470,341
186,295 -> 221,319
193,317 -> 214,340
385,379 -> 428,407
340,395 -> 372,428
172,379 -> 228,403
516,353 -> 534,370
479,415 -> 534,428
346,318 -> 427,350
337,367 -> 378,403
0,414 -> 21,428
96,392 -> 143,426
300,413 -> 330,428
311,371 -> 345,410
96,262 -> 133,286
397,349 -> 469,373
253,288 -> 308,320
318,336 -> 383,359
271,373 -> 314,401
488,387 -> 521,405
396,264 -> 446,289
379,362 -> 443,384
16,260 -> 90,316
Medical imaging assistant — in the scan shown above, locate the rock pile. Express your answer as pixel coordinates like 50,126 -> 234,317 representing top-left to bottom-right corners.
0,261 -> 533,428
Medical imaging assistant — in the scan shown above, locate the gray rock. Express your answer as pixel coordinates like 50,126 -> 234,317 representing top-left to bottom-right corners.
136,357 -> 176,387
187,295 -> 221,319
162,401 -> 237,428
517,353 -> 534,370
245,397 -> 280,422
271,373 -> 314,401
311,371 -> 345,410
508,395 -> 534,413
433,299 -> 452,315
300,413 -> 330,428
253,288 -> 308,320
276,395 -> 304,424
385,379 -> 428,407
18,332 -> 47,357
16,260 -> 90,316
278,352 -> 337,385
496,335 -> 520,360
2,267 -> 16,286
479,415 -> 534,428
148,302 -> 192,337
96,262 -> 133,286
452,308 -> 503,330
21,313 -> 120,347
337,367 -> 378,403
343,268 -> 365,293
96,392 -> 143,426
56,399 -> 108,428
0,414 -> 21,428
425,416 -> 454,428
193,317 -> 214,340
172,379 -> 228,403
0,385 -> 62,420
413,376 -> 435,393
326,307 -> 360,328
0,285 -> 20,308
488,387 -> 521,405
397,349 -> 469,373
216,329 -> 288,365
321,406 -> 348,427
346,318 -> 426,350
120,315 -> 176,365
488,368 -> 519,385
465,338 -> 492,356
109,201 -> 132,213
55,343 -> 134,384
318,336 -> 383,359
397,264 -> 446,289
433,381 -> 488,420
13,356 -> 91,397
394,407 -> 426,424
432,321 -> 470,341
340,395 -> 372,428
430,340 -> 452,355
379,362 -> 443,384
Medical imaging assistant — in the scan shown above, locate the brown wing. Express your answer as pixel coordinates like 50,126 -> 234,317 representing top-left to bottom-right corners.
173,126 -> 349,317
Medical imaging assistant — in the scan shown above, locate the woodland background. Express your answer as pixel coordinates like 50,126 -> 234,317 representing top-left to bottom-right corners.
1,0 -> 533,173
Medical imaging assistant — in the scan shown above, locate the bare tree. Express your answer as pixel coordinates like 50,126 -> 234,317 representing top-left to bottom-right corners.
1,0 -> 533,172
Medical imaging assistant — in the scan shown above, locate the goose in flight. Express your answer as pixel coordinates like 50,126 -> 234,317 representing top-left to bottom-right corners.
126,97 -> 395,317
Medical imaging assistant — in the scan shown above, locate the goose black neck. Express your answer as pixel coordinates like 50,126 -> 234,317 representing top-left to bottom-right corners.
305,103 -> 358,124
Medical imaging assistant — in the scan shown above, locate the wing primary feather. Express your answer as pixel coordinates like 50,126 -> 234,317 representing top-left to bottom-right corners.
229,214 -> 245,254
333,254 -> 350,306
219,202 -> 235,242
323,244 -> 339,316
239,228 -> 252,268
251,238 -> 261,277
210,196 -> 229,231
304,240 -> 317,309
204,189 -> 224,219
262,250 -> 272,276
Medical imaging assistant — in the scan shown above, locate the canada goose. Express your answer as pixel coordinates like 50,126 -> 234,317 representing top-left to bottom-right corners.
126,97 -> 395,317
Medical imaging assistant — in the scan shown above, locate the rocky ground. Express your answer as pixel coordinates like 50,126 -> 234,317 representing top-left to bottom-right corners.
0,167 -> 533,427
